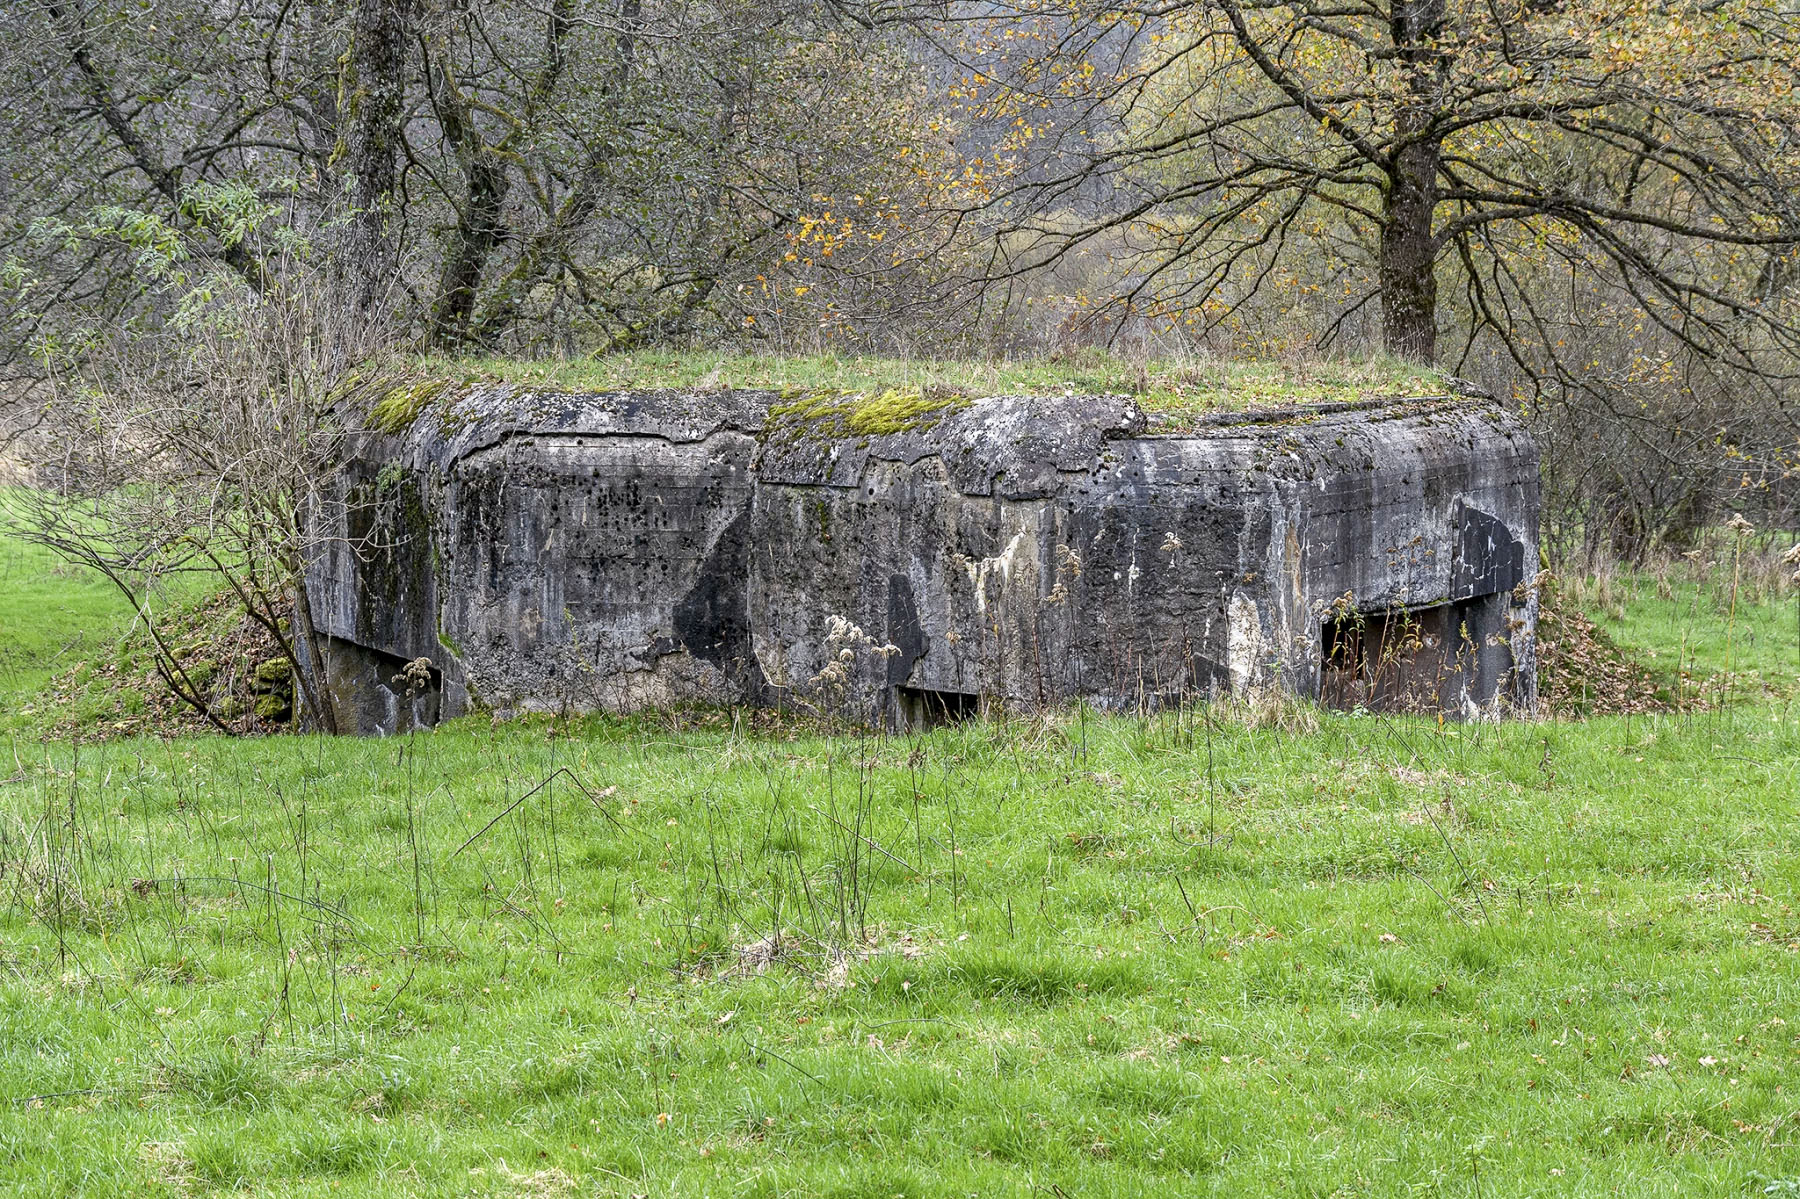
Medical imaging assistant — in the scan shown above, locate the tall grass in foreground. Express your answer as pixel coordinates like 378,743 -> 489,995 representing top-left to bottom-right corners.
0,550 -> 1798,1195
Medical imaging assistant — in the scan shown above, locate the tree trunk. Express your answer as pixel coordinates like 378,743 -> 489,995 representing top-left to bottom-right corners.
471,0 -> 639,345
425,0 -> 578,348
427,52 -> 511,348
429,160 -> 508,347
341,0 -> 415,314
1379,142 -> 1439,363
1379,0 -> 1445,364
290,572 -> 341,735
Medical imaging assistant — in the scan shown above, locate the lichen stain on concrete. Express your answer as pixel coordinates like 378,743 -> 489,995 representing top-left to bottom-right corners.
1226,593 -> 1268,693
305,386 -> 1540,733
965,528 -> 1032,614
1285,523 -> 1304,613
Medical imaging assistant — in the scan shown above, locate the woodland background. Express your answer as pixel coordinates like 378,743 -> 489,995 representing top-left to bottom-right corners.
2,0 -> 1799,567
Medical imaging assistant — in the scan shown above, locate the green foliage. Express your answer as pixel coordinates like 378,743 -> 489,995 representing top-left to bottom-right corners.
177,180 -> 297,254
21,182 -> 280,343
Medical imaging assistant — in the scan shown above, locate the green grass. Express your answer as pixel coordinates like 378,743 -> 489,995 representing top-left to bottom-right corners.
0,502 -> 233,737
422,349 -> 1447,418
1580,553 -> 1800,702
3,538 -> 1800,1196
0,529 -> 134,718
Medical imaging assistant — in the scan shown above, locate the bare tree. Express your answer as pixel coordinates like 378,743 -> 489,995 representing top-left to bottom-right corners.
903,0 -> 1800,371
0,0 -> 954,357
2,188 -> 406,732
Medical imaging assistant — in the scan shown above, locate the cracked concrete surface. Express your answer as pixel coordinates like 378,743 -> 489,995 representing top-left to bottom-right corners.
305,387 -> 1539,733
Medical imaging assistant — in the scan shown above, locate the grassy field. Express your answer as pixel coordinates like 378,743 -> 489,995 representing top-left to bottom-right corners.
0,531 -> 132,719
2,535 -> 1799,1196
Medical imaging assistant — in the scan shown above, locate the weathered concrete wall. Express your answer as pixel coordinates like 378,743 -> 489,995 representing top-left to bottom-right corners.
751,394 -> 1537,725
305,386 -> 1538,733
306,388 -> 768,730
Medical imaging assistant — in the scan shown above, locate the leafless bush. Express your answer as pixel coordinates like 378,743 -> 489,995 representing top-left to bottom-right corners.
2,220 -> 408,733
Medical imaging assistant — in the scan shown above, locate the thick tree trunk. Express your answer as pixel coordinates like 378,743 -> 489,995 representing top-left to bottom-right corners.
427,54 -> 511,348
1379,0 -> 1445,364
426,0 -> 577,348
1380,139 -> 1440,363
429,160 -> 508,346
471,0 -> 639,345
341,0 -> 415,314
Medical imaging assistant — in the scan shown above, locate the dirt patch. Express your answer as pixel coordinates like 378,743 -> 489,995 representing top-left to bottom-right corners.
32,592 -> 293,740
702,928 -> 932,990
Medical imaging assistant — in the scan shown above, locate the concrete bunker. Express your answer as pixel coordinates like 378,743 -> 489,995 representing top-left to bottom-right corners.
304,384 -> 1539,733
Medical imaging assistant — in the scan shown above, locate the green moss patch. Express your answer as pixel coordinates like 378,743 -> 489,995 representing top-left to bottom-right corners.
368,379 -> 452,434
767,387 -> 972,439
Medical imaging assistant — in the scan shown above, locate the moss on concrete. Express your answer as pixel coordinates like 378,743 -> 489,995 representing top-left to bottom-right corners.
767,388 -> 971,440
369,379 -> 451,434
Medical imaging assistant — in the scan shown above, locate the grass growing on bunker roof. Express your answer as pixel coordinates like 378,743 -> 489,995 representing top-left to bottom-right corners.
421,349 -> 1448,414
